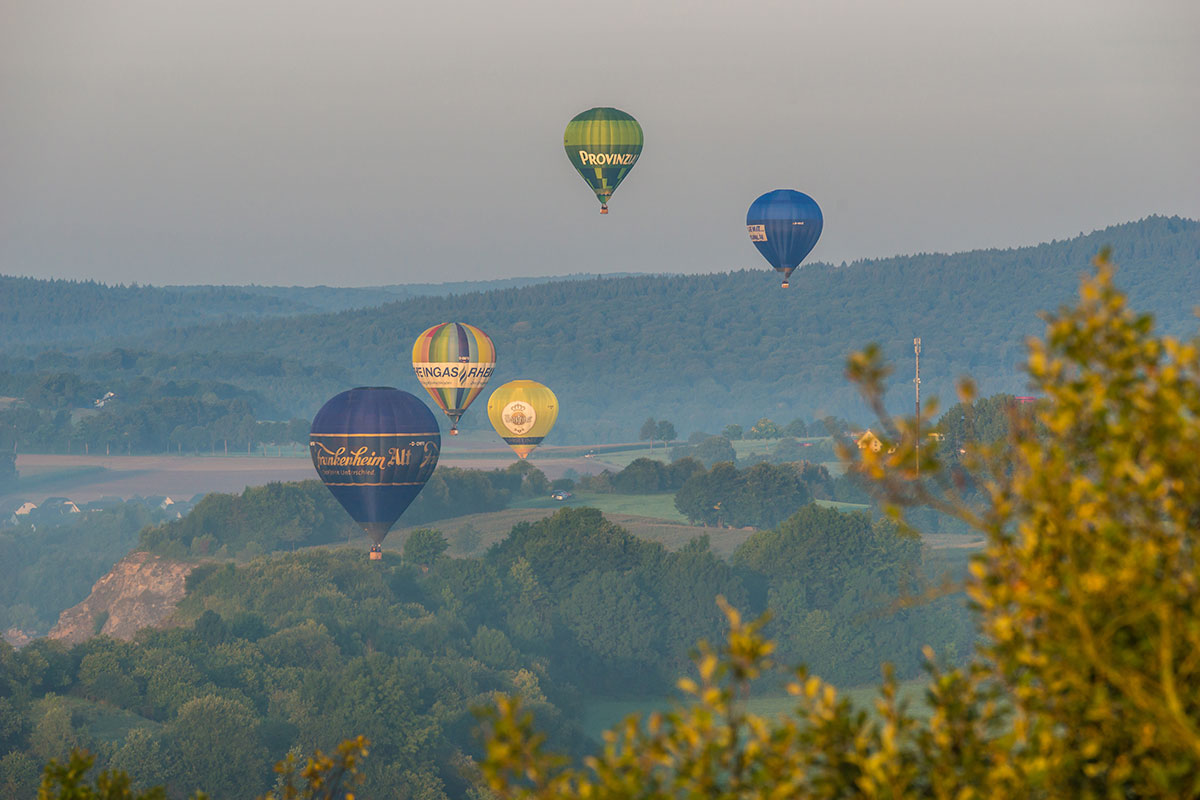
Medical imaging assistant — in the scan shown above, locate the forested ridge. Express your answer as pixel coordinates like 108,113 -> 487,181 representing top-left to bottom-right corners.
5,216 -> 1197,442
0,277 -> 315,347
0,275 -> 599,349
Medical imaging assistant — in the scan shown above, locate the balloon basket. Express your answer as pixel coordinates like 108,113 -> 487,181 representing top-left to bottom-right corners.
369,550 -> 383,561
600,205 -> 608,215
450,428 -> 459,436
781,281 -> 789,289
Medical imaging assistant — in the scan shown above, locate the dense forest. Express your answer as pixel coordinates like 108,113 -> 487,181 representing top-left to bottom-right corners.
0,504 -> 971,798
3,217 -> 1195,443
0,275 -> 593,349
0,366 -> 308,456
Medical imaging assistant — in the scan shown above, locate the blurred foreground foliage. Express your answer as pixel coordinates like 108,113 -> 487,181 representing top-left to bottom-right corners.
477,252 -> 1200,796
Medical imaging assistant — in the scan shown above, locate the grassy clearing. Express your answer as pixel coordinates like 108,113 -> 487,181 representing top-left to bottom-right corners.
731,439 -> 773,459
394,505 -> 754,559
580,679 -> 930,740
588,446 -> 669,469
513,491 -> 688,523
585,437 -> 843,471
391,493 -> 878,561
57,695 -> 160,744
814,499 -> 871,512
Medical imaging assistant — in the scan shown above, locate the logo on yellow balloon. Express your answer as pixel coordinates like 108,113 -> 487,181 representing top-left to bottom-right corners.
502,401 -> 536,436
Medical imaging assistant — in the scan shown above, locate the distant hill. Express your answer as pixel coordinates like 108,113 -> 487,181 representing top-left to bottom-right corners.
0,273 -> 604,348
5,217 -> 1198,441
177,274 -> 636,314
0,277 -> 312,347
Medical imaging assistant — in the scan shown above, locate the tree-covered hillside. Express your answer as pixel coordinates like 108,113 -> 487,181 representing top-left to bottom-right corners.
112,216 -> 1200,440
0,277 -> 315,348
0,274 -> 598,349
6,217 -> 1197,441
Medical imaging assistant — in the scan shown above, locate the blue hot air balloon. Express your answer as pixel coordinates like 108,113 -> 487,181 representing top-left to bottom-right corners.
746,190 -> 823,288
310,387 -> 440,559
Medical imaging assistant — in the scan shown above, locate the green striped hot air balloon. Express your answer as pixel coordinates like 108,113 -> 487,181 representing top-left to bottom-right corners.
563,107 -> 643,214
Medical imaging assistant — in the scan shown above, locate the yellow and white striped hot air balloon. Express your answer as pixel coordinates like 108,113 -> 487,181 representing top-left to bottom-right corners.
411,323 -> 496,435
487,380 -> 558,459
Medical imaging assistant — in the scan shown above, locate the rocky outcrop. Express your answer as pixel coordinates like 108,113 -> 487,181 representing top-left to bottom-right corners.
2,628 -> 32,648
48,551 -> 195,645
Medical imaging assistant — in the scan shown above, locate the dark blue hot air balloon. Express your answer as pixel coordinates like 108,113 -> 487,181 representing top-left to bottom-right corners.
746,189 -> 824,288
310,387 -> 440,559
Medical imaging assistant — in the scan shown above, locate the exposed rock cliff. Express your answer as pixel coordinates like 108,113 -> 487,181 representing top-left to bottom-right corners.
49,551 -> 195,645
2,628 -> 32,648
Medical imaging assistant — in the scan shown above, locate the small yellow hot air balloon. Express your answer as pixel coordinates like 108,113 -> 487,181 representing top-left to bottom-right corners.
487,380 -> 558,459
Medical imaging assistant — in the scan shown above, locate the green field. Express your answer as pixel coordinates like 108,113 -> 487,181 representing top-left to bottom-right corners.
814,499 -> 870,512
584,437 -> 843,471
10,464 -> 108,493
391,489 -> 872,561
580,679 -> 930,740
518,492 -> 869,525
513,491 -> 688,523
393,504 -> 756,559
585,445 -> 668,469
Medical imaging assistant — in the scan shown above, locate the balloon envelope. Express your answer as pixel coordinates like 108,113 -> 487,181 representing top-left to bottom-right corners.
412,322 -> 496,435
746,190 -> 823,288
310,387 -> 440,546
563,107 -> 643,213
487,380 -> 558,459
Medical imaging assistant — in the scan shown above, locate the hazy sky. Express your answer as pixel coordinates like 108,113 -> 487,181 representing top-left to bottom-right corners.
2,0 -> 1197,286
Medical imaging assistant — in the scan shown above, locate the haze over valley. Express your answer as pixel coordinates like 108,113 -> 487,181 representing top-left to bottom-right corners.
3,0 -> 1198,795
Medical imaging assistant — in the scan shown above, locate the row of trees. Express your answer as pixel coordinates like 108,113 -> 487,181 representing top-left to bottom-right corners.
638,417 -> 677,449
0,401 -> 311,456
638,416 -> 859,450
673,460 -> 865,529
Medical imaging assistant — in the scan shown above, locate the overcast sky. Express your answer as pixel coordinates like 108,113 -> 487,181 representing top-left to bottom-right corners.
2,0 -> 1197,287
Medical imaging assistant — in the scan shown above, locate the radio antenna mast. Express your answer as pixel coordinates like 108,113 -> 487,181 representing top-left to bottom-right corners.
914,337 -> 922,477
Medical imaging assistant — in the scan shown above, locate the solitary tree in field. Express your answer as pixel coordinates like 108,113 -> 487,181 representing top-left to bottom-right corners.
654,420 -> 676,446
639,417 -> 657,450
746,417 -> 780,440
783,417 -> 808,438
